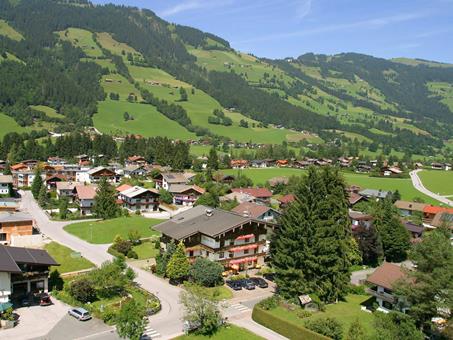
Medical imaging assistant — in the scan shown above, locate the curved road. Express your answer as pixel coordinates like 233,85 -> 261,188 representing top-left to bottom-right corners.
20,191 -> 286,340
409,170 -> 453,207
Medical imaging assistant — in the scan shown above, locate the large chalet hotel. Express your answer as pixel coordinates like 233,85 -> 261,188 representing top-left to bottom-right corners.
154,205 -> 276,271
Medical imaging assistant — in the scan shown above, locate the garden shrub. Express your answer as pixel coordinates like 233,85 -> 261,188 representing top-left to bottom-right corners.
69,277 -> 96,303
127,249 -> 138,259
305,317 -> 343,340
258,296 -> 281,311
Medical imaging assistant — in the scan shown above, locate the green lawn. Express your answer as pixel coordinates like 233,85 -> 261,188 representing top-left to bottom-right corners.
44,241 -> 95,273
0,112 -> 26,138
30,105 -> 63,119
133,241 -> 159,259
203,286 -> 233,301
418,170 -> 453,196
175,324 -> 264,340
0,19 -> 23,41
57,27 -> 103,58
267,294 -> 375,337
222,168 -> 440,204
64,216 -> 162,244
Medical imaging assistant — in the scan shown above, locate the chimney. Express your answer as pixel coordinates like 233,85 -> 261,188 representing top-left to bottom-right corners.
205,208 -> 213,217
243,210 -> 251,218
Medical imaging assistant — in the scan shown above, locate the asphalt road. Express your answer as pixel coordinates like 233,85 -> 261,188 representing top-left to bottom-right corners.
410,170 -> 453,206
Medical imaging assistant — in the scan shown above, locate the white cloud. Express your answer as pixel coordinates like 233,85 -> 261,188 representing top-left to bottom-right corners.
235,11 -> 430,44
295,0 -> 312,19
159,0 -> 233,17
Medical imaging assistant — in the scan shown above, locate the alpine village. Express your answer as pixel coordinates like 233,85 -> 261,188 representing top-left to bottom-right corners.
0,1 -> 452,339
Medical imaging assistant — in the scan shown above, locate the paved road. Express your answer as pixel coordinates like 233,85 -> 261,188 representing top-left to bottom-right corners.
20,191 -> 184,339
410,170 -> 453,206
20,191 -> 287,339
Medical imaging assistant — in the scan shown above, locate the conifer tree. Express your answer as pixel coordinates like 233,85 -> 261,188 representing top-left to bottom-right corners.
166,242 -> 190,282
373,198 -> 410,262
31,167 -> 43,199
92,177 -> 120,219
38,185 -> 48,207
207,147 -> 219,170
271,166 -> 351,303
354,224 -> 383,267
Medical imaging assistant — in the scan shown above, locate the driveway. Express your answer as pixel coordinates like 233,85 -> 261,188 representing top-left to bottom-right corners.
20,191 -> 184,339
410,170 -> 453,206
0,300 -> 67,340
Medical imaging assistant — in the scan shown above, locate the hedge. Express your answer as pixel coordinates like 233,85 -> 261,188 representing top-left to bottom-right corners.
252,306 -> 330,340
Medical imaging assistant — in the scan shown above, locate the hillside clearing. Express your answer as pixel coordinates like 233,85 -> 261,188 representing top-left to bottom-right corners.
0,19 -> 23,40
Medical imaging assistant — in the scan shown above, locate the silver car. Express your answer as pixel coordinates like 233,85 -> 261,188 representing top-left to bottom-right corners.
68,307 -> 92,321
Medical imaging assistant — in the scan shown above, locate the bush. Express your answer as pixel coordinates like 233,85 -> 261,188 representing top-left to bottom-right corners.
114,240 -> 132,256
305,317 -> 343,340
230,274 -> 247,281
69,277 -> 96,303
128,229 -> 141,245
127,250 -> 138,259
252,306 -> 329,340
258,296 -> 280,311
347,284 -> 366,295
297,310 -> 313,319
49,269 -> 64,291
189,257 -> 224,287
102,307 -> 117,325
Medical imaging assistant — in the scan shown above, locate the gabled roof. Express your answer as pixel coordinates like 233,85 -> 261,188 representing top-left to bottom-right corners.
278,194 -> 295,204
0,212 -> 33,223
75,185 -> 97,200
366,262 -> 406,290
349,210 -> 373,221
348,192 -> 363,205
231,187 -> 272,198
124,165 -> 146,172
220,192 -> 256,203
431,211 -> 453,228
154,205 -> 269,240
395,200 -> 427,212
11,163 -> 28,171
120,186 -> 159,198
0,175 -> 13,184
168,184 -> 205,194
358,189 -> 390,199
231,202 -> 273,219
162,172 -> 192,184
0,244 -> 58,273
423,205 -> 453,215
56,181 -> 82,191
116,184 -> 132,192
127,155 -> 146,162
87,166 -> 115,176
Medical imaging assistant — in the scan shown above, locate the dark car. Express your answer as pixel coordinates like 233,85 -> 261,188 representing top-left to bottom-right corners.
263,273 -> 275,282
40,293 -> 52,306
239,279 -> 256,290
226,280 -> 242,291
249,277 -> 268,288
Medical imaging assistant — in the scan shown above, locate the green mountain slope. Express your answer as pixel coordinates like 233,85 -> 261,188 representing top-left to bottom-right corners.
0,0 -> 452,159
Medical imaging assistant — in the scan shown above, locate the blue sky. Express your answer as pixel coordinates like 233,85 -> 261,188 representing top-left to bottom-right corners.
92,0 -> 453,63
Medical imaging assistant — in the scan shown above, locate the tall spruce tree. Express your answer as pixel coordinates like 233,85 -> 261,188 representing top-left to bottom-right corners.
92,177 -> 120,219
271,166 -> 351,303
354,224 -> 383,267
166,242 -> 190,282
38,185 -> 49,207
31,168 -> 43,199
373,198 -> 410,262
207,147 -> 219,170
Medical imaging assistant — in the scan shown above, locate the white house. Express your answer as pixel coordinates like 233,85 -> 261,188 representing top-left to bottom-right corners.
0,175 -> 13,195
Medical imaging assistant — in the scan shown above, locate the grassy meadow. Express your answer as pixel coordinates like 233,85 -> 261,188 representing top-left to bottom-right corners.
418,170 -> 453,196
44,241 -> 95,273
64,216 -> 162,244
57,28 -> 103,58
0,19 -> 23,40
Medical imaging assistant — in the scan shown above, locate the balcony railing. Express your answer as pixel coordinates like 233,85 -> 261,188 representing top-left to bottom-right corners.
366,287 -> 395,303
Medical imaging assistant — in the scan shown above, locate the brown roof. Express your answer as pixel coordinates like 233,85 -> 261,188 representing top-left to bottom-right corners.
231,187 -> 272,198
11,163 -> 27,171
278,194 -> 295,204
431,211 -> 453,228
348,192 -> 363,205
394,200 -> 427,212
366,262 -> 406,290
75,185 -> 97,200
0,244 -> 58,273
349,210 -> 373,221
0,175 -> 13,184
116,184 -> 132,192
56,181 -> 82,191
232,202 -> 272,219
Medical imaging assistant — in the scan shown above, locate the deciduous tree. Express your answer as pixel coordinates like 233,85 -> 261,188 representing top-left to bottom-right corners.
116,300 -> 147,340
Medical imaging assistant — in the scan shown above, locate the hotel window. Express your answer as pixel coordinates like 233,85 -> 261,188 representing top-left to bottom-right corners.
189,250 -> 194,257
244,237 -> 250,243
244,249 -> 249,254
219,252 -> 224,259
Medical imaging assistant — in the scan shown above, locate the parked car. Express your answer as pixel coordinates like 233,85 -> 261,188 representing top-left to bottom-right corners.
226,280 -> 242,291
68,307 -> 92,321
250,277 -> 268,288
239,279 -> 256,290
39,293 -> 52,306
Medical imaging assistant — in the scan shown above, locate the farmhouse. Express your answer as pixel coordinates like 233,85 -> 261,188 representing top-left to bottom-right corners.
0,212 -> 34,245
231,188 -> 272,204
358,189 -> 391,201
349,210 -> 373,230
125,155 -> 147,166
154,172 -> 195,191
277,194 -> 295,209
366,262 -> 409,313
394,200 -> 427,217
123,165 -> 147,178
169,184 -> 205,206
0,175 -> 13,196
73,185 -> 97,215
0,244 -> 58,304
154,205 -> 276,271
118,186 -> 160,212
56,181 -> 82,201
220,192 -> 256,204
232,202 -> 281,221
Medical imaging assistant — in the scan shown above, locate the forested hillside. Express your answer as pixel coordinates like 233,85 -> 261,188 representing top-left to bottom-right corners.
1,0 -> 453,160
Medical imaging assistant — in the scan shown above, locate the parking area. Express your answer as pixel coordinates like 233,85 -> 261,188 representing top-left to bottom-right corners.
0,299 -> 67,340
225,277 -> 276,301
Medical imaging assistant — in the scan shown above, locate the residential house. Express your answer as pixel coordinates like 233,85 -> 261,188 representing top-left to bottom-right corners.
220,192 -> 256,204
0,212 -> 34,245
250,160 -> 268,168
0,199 -> 19,212
277,194 -> 295,209
381,166 -> 403,177
276,159 -> 289,167
73,185 -> 97,215
232,202 -> 281,221
358,189 -> 391,201
169,184 -> 205,206
230,159 -> 249,169
126,155 -> 147,166
154,205 -> 276,271
115,184 -> 132,194
403,221 -> 424,241
0,244 -> 58,304
429,211 -> 453,229
45,174 -> 66,190
267,176 -> 289,188
0,175 -> 13,196
349,210 -> 373,230
56,181 -> 82,201
11,163 -> 42,188
123,165 -> 147,178
431,162 -> 451,171
231,188 -> 272,204
366,262 -> 409,313
422,205 -> 453,225
154,172 -> 195,191
119,186 -> 160,212
47,157 -> 67,166
394,200 -> 427,217
77,167 -> 119,184
293,160 -> 311,169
